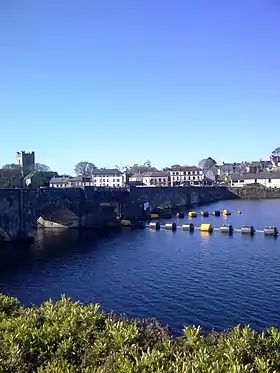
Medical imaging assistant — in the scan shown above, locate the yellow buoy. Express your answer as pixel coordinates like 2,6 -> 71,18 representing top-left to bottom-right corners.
188,211 -> 197,218
222,209 -> 231,216
120,219 -> 131,227
200,223 -> 213,232
150,213 -> 159,219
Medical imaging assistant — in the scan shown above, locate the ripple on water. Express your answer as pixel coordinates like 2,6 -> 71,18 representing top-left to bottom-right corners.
0,199 -> 280,334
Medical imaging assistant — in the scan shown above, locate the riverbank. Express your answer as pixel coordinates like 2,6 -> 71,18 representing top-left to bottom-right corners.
230,186 -> 280,199
1,294 -> 279,372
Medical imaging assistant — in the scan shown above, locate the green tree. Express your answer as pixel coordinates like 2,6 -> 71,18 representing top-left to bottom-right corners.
0,169 -> 22,188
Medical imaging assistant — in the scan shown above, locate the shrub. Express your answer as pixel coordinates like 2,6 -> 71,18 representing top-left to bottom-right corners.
0,294 -> 279,372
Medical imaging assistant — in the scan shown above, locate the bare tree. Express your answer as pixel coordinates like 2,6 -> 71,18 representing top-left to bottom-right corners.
34,163 -> 51,172
74,161 -> 97,176
272,147 -> 280,156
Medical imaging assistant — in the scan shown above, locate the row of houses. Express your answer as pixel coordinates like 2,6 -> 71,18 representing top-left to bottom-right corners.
230,172 -> 280,188
16,160 -> 280,189
47,166 -> 213,188
15,169 -> 126,189
129,166 -> 216,187
217,158 -> 280,179
48,166 -> 209,189
49,169 -> 126,188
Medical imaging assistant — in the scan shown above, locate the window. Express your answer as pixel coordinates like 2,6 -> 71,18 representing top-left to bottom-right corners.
255,179 -> 257,183
193,176 -> 195,180
239,180 -> 244,183
176,172 -> 179,175
188,171 -> 191,175
177,176 -> 179,181
113,179 -> 115,182
116,178 -> 120,182
159,178 -> 161,182
183,171 -> 186,175
268,179 -> 271,183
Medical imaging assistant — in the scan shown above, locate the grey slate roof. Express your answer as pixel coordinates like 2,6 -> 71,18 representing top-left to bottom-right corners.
24,171 -> 57,180
49,176 -> 71,184
231,172 -> 280,181
170,166 -> 201,172
92,168 -> 122,176
141,171 -> 170,177
130,171 -> 170,178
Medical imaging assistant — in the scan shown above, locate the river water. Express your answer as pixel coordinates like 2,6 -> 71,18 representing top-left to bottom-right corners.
0,199 -> 280,334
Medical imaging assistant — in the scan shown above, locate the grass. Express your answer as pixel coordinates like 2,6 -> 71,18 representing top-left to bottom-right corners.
0,294 -> 280,372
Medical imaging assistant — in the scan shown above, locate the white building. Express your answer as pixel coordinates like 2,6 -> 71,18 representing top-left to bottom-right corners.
50,176 -> 93,188
129,171 -> 170,186
142,171 -> 170,186
50,169 -> 126,188
170,166 -> 203,186
129,172 -> 144,184
92,169 -> 126,187
231,172 -> 280,188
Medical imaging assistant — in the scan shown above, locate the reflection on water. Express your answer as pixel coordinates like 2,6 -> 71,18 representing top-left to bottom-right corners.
0,229 -> 119,282
1,199 -> 280,334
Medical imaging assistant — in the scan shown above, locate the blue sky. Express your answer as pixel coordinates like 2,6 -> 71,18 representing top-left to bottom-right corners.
0,0 -> 279,175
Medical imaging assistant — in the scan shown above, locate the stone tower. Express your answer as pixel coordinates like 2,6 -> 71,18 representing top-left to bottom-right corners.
16,151 -> 35,175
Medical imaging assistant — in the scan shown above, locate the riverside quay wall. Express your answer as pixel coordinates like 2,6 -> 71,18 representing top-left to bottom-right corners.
230,186 -> 280,199
0,186 -> 235,242
129,186 -> 236,212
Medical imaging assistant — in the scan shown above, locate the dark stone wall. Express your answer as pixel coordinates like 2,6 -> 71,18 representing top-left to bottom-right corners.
128,186 -> 236,211
230,187 -> 280,199
0,188 -> 130,241
0,186 -> 235,241
0,189 -> 21,240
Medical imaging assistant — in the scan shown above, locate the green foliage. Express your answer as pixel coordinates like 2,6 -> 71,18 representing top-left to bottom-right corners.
0,168 -> 22,188
0,294 -> 280,372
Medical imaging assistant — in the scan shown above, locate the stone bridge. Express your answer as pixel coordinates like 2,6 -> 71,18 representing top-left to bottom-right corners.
0,186 -> 236,242
0,187 -> 131,241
